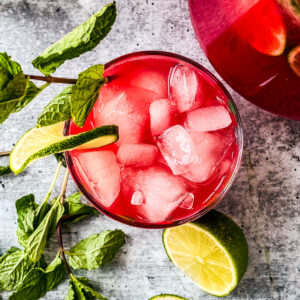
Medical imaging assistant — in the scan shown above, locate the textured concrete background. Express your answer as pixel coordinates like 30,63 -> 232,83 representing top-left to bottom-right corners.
0,0 -> 299,299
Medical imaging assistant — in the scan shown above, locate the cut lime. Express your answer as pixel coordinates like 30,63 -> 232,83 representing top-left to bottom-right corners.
149,295 -> 188,300
10,122 -> 118,174
288,45 -> 300,77
163,210 -> 248,297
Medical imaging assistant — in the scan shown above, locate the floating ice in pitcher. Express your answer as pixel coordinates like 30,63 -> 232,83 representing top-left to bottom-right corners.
186,106 -> 232,132
156,125 -> 199,175
169,64 -> 203,113
117,143 -> 158,167
74,151 -> 120,207
149,99 -> 176,136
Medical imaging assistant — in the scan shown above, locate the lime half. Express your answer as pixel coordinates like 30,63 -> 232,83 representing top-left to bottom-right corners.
288,45 -> 300,77
163,210 -> 248,297
149,295 -> 188,300
10,122 -> 118,174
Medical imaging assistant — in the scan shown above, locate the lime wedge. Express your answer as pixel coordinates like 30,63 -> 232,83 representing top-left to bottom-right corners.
288,45 -> 300,77
10,122 -> 118,174
163,210 -> 248,297
149,295 -> 188,300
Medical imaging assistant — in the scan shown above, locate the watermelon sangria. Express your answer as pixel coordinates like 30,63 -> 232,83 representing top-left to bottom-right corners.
65,51 -> 243,228
188,0 -> 300,120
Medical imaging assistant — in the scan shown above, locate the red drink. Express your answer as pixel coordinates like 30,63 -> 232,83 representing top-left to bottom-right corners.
66,52 -> 242,228
189,0 -> 300,120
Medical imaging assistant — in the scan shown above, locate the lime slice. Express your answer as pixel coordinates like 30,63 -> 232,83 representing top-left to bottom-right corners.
235,0 -> 286,56
149,295 -> 188,300
10,122 -> 118,174
163,210 -> 248,297
288,45 -> 300,77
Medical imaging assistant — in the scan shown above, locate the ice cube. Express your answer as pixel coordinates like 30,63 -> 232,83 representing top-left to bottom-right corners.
169,64 -> 204,113
121,166 -> 189,222
179,192 -> 194,209
129,69 -> 168,99
186,106 -> 232,132
117,143 -> 158,167
74,151 -> 120,207
182,131 -> 234,183
131,190 -> 144,205
149,99 -> 176,136
93,83 -> 157,145
157,125 -> 199,175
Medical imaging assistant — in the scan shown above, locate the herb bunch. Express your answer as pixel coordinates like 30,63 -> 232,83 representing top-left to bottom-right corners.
0,3 -> 127,299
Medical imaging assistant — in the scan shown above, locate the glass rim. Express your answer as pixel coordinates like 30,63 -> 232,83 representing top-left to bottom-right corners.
65,50 -> 244,229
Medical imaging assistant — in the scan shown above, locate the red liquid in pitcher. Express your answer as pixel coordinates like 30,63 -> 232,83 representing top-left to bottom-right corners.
67,53 -> 241,226
189,0 -> 300,120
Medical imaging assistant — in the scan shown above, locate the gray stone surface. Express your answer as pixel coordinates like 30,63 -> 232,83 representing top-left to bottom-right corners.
0,0 -> 299,299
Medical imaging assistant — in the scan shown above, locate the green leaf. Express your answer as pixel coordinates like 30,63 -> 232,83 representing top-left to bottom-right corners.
37,85 -> 72,127
34,201 -> 51,227
9,268 -> 47,300
15,194 -> 38,247
65,192 -> 98,223
13,81 -> 48,113
65,275 -> 108,300
0,73 -> 29,124
0,247 -> 34,291
0,52 -> 22,89
54,152 -> 67,167
25,198 -> 64,262
71,64 -> 106,127
45,253 -> 65,291
8,254 -> 65,300
67,230 -> 125,270
32,3 -> 117,76
0,165 -> 12,176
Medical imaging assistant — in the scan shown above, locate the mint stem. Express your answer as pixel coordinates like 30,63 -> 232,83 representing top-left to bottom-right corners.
57,216 -> 73,276
24,74 -> 77,84
0,151 -> 11,157
41,162 -> 62,206
59,168 -> 69,205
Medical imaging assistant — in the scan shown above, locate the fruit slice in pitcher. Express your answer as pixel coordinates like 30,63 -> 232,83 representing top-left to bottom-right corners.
235,0 -> 286,56
288,45 -> 300,77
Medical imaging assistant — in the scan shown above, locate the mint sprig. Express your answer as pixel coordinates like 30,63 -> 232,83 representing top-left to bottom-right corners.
0,165 -> 12,176
32,3 -> 116,76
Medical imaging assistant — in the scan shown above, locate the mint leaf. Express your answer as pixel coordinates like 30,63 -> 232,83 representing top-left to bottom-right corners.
0,52 -> 22,89
0,165 -> 12,176
65,192 -> 98,222
15,194 -> 37,247
67,230 -> 125,270
8,254 -> 65,300
0,73 -> 29,123
0,247 -> 34,291
32,3 -> 116,76
0,53 -> 45,123
13,81 -> 48,113
37,85 -> 72,127
9,268 -> 47,300
25,198 -> 64,262
71,64 -> 106,127
45,253 -> 65,291
65,275 -> 108,300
